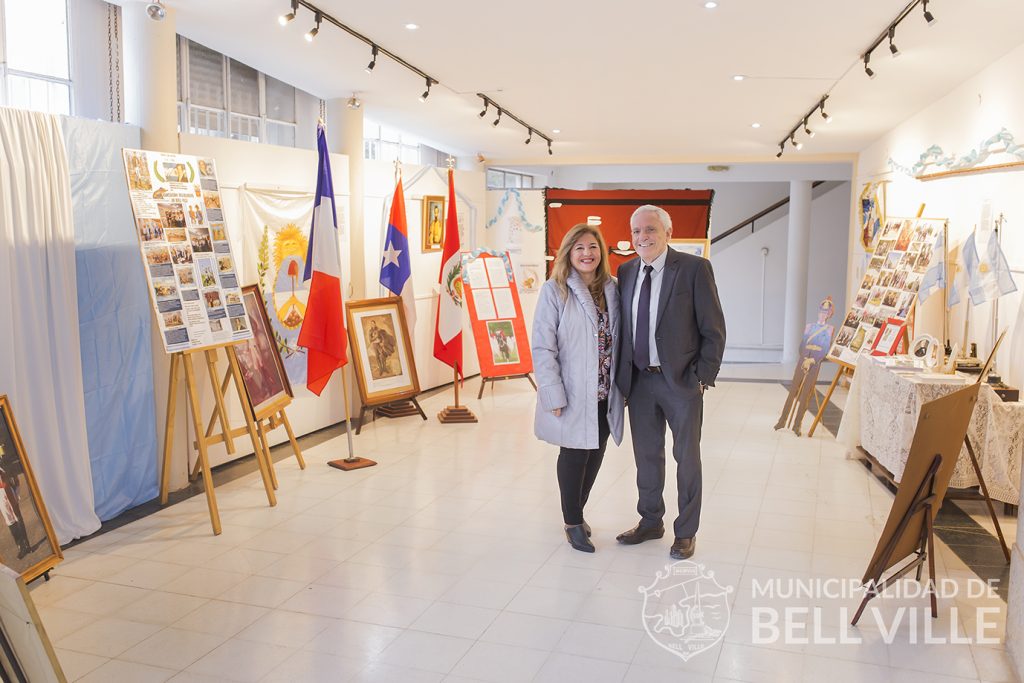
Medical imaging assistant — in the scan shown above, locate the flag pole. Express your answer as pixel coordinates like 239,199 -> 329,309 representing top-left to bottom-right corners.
328,367 -> 377,471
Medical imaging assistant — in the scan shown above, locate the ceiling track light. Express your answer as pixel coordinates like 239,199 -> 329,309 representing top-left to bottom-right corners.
278,0 -> 298,26
547,140 -> 553,156
492,109 -> 502,127
863,53 -> 875,78
146,1 -> 166,21
474,94 -> 554,154
418,77 -> 431,102
820,98 -> 833,123
790,134 -> 802,151
365,45 -> 378,73
803,118 -> 814,138
525,129 -> 533,145
922,0 -> 935,25
776,143 -> 785,159
478,99 -> 488,118
888,26 -> 900,57
305,11 -> 322,41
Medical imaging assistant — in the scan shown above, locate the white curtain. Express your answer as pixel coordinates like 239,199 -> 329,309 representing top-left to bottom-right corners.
0,107 -> 101,543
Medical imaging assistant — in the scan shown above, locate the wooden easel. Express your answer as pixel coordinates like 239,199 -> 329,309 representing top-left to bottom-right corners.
852,453 -> 941,625
355,398 -> 427,435
807,360 -> 852,437
438,367 -> 477,423
160,343 -> 276,535
196,355 -> 306,489
477,373 -> 537,399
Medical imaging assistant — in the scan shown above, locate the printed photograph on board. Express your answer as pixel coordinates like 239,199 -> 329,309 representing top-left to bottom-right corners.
486,320 -> 520,365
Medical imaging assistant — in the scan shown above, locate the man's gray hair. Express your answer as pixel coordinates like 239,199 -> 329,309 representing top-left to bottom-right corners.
630,204 -> 672,234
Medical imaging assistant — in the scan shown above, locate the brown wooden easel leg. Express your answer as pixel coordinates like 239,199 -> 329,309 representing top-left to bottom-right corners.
160,353 -> 181,505
924,506 -> 938,618
204,350 -> 235,456
963,435 -> 1011,563
255,417 -> 279,491
477,378 -> 487,400
808,366 -> 846,437
181,353 -> 222,535
225,346 -> 277,507
526,373 -> 537,391
279,409 -> 306,469
411,397 -> 427,421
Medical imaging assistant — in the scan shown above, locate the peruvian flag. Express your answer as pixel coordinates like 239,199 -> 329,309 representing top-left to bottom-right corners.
379,179 -> 416,331
433,168 -> 463,378
297,124 -> 347,396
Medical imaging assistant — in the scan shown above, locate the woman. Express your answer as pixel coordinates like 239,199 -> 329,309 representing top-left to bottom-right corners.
532,224 -> 624,553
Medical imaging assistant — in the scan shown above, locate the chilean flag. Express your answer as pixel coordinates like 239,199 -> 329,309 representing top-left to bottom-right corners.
380,179 -> 416,330
433,168 -> 463,378
297,124 -> 347,396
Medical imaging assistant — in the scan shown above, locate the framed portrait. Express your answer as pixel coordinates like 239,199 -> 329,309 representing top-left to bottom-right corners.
0,397 -> 62,583
347,296 -> 421,405
237,286 -> 293,419
422,195 -> 445,252
871,318 -> 908,357
668,238 -> 711,259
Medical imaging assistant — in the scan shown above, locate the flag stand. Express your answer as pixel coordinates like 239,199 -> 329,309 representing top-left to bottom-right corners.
438,367 -> 477,423
328,369 -> 377,471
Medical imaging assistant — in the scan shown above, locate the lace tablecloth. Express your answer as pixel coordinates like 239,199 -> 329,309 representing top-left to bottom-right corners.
836,356 -> 1024,504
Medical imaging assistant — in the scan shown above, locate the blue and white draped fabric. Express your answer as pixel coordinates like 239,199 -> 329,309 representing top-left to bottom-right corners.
917,232 -> 946,303
963,229 -> 1018,305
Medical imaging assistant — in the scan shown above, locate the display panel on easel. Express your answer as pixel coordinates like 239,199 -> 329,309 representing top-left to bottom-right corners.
122,149 -> 253,353
237,286 -> 293,420
462,250 -> 533,378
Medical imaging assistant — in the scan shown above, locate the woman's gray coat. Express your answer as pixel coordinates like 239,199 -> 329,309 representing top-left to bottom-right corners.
532,271 -> 625,449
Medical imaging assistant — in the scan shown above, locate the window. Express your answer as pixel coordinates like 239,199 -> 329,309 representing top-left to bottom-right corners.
486,169 -> 536,190
176,37 -> 301,147
363,119 -> 456,167
0,0 -> 72,115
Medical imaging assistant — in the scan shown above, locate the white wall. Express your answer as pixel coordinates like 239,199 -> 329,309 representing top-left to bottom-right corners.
855,42 -> 1024,388
362,161 -> 487,392
713,183 -> 851,362
70,0 -> 117,121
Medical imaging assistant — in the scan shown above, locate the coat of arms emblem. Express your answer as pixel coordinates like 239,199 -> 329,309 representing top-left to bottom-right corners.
639,561 -> 733,661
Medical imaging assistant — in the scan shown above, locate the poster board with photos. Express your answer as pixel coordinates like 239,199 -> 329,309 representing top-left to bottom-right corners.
0,397 -> 62,583
462,250 -> 534,378
828,217 -> 946,366
346,297 -> 420,406
237,286 -> 293,420
122,149 -> 253,353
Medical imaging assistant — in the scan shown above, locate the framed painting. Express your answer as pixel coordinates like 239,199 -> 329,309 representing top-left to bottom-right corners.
669,238 -> 711,259
346,296 -> 420,405
0,397 -> 62,583
422,195 -> 445,251
870,317 -> 908,356
237,286 -> 293,419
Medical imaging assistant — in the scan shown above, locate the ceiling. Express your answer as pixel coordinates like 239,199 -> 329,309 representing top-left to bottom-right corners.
159,0 -> 1024,164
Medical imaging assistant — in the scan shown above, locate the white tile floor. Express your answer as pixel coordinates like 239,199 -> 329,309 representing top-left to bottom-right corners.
31,380 -> 1018,682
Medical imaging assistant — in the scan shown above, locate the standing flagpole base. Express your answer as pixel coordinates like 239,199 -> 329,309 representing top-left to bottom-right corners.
437,405 -> 477,423
328,456 -> 377,471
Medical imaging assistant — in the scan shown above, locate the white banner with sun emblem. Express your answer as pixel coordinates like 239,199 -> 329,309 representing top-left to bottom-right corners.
238,185 -> 349,385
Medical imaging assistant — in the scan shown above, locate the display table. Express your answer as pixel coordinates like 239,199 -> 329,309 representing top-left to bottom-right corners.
836,355 -> 1024,504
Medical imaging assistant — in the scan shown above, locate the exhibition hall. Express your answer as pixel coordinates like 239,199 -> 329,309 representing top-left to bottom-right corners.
1,0 -> 1024,680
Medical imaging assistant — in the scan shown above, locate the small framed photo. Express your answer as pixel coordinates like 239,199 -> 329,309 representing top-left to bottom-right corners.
422,195 -> 445,251
668,238 -> 711,259
0,397 -> 62,583
871,317 -> 908,356
347,296 -> 421,405
236,286 -> 293,419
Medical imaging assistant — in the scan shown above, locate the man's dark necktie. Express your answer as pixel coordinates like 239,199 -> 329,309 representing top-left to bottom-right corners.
633,265 -> 654,370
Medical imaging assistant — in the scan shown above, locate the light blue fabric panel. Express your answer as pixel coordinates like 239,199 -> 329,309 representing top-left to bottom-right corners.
62,118 -> 158,520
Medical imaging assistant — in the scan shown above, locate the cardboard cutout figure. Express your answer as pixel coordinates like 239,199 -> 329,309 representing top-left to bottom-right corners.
775,297 -> 836,435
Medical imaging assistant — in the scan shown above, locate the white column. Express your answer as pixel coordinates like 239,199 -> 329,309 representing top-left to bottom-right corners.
121,2 -> 178,152
782,181 -> 813,364
325,99 -> 365,300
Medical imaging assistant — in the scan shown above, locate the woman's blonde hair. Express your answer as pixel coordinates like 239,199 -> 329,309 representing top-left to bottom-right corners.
550,223 -> 611,310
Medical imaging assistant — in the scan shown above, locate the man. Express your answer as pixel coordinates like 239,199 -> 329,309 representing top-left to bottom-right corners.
615,205 -> 726,560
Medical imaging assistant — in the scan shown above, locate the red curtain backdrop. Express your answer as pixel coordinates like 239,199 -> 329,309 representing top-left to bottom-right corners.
545,188 -> 714,276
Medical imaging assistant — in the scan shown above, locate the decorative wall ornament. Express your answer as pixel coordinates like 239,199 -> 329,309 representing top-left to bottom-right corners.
888,128 -> 1024,178
486,189 -> 543,234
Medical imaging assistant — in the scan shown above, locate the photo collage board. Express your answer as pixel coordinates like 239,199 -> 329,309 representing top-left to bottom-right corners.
462,250 -> 533,378
828,217 -> 946,366
122,149 -> 253,353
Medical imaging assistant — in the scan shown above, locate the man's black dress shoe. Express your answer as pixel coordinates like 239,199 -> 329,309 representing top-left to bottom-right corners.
565,525 -> 595,553
616,523 -> 665,545
670,537 -> 695,560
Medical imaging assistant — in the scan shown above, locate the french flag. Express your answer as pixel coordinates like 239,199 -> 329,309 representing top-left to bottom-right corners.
297,123 -> 347,396
380,179 -> 416,329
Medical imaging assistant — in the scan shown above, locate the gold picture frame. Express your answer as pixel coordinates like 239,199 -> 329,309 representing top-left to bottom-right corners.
237,286 -> 293,420
0,397 -> 62,583
346,296 -> 421,406
422,195 -> 445,251
668,238 -> 711,259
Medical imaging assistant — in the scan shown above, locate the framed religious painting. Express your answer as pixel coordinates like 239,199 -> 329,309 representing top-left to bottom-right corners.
422,195 -> 445,251
668,238 -> 711,259
236,286 -> 293,419
0,397 -> 62,583
346,296 -> 420,406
